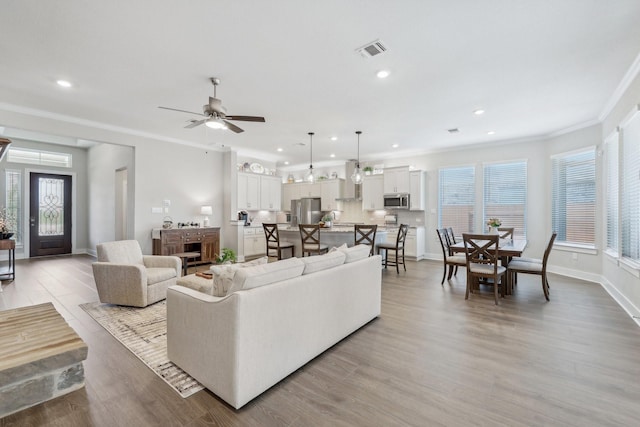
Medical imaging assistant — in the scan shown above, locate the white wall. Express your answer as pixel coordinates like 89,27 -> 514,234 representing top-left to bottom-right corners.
87,142 -> 135,253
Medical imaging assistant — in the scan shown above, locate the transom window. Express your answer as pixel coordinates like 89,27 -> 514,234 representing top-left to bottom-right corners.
6,147 -> 72,168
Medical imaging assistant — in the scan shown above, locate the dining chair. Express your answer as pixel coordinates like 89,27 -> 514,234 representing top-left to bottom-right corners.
377,224 -> 408,274
446,227 -> 460,276
354,224 -> 377,256
263,223 -> 295,260
462,233 -> 507,305
497,227 -> 514,240
507,233 -> 556,301
436,228 -> 466,285
299,224 -> 329,257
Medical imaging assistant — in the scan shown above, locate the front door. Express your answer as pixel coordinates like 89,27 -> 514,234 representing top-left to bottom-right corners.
29,173 -> 72,257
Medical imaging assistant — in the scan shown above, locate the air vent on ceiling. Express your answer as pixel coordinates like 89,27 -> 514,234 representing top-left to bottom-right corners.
356,39 -> 387,58
447,128 -> 460,134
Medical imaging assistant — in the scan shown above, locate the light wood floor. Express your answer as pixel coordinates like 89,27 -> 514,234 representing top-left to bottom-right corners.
1,255 -> 640,426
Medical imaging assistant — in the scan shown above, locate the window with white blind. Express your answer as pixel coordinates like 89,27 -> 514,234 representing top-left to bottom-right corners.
621,111 -> 640,262
551,148 -> 596,247
5,170 -> 22,244
483,161 -> 527,238
604,132 -> 619,256
438,166 -> 475,234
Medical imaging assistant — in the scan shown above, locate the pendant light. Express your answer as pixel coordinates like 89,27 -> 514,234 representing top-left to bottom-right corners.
306,132 -> 315,183
351,131 -> 363,185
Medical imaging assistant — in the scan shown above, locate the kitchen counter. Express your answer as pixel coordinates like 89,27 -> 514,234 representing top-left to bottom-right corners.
277,226 -> 387,257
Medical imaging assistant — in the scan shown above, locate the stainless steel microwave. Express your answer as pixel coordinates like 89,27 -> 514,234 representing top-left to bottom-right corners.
383,194 -> 410,209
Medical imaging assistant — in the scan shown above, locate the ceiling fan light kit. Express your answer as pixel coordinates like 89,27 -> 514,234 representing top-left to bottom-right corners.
351,131 -> 363,185
158,77 -> 265,134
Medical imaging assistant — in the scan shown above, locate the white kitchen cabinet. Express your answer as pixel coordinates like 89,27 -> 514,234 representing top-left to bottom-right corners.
282,182 -> 321,210
383,167 -> 410,194
298,182 -> 321,198
362,175 -> 384,210
386,226 -> 425,260
243,227 -> 266,258
237,173 -> 260,210
409,170 -> 426,211
282,182 -> 296,211
260,175 -> 282,211
320,179 -> 344,211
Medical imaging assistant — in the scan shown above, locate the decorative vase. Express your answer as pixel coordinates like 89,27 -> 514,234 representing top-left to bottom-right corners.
490,227 -> 499,235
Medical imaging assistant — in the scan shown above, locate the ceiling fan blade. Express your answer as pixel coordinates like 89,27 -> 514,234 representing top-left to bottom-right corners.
224,115 -> 266,122
223,120 -> 244,133
158,106 -> 204,116
185,119 -> 206,129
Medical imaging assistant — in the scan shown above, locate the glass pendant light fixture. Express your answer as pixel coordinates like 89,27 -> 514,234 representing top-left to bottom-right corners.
306,132 -> 315,183
351,131 -> 363,185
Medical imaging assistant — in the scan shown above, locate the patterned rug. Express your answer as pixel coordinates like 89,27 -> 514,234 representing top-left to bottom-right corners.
80,300 -> 204,398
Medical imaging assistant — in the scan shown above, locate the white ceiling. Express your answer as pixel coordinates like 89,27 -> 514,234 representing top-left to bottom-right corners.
1,0 -> 640,169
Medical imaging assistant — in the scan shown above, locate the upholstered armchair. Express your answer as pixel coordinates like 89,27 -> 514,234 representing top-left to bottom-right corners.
92,240 -> 181,307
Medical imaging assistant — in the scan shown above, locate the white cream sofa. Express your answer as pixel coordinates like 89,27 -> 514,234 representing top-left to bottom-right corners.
167,247 -> 382,409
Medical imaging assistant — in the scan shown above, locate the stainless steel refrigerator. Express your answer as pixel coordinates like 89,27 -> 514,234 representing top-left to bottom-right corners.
290,198 -> 322,227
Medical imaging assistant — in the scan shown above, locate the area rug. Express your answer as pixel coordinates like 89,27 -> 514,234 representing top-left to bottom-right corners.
80,300 -> 204,398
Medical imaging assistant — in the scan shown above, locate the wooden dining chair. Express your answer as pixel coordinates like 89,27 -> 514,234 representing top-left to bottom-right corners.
377,224 -> 408,274
507,233 -> 556,301
436,228 -> 466,285
299,224 -> 329,257
498,227 -> 514,240
446,227 -> 460,275
354,224 -> 377,256
462,233 -> 507,305
263,223 -> 295,260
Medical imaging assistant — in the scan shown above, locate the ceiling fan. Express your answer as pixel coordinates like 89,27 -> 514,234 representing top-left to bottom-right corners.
158,77 -> 265,133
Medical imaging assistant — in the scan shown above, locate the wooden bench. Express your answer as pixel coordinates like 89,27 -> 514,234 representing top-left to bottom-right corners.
0,302 -> 88,417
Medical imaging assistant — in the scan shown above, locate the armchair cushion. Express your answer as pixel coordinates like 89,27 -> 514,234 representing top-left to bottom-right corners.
143,255 -> 182,271
147,267 -> 179,285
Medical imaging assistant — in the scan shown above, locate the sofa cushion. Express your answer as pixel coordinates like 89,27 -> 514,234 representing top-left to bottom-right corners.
228,257 -> 305,294
146,267 -> 177,285
335,244 -> 372,263
209,257 -> 268,297
301,250 -> 346,275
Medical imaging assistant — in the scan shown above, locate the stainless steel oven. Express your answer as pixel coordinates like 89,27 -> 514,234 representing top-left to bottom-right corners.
383,194 -> 409,209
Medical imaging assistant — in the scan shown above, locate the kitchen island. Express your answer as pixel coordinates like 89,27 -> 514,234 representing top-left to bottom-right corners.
277,225 -> 387,257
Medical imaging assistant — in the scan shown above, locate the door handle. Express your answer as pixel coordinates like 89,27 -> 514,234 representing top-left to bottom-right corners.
30,217 -> 35,227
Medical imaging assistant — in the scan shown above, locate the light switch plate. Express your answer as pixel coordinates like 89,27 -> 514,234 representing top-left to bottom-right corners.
151,207 -> 163,214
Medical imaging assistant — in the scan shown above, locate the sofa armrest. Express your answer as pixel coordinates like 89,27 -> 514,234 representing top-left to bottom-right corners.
143,255 -> 181,274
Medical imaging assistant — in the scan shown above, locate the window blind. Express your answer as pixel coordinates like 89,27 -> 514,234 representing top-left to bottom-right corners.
439,166 -> 475,235
483,161 -> 527,238
605,133 -> 619,255
5,170 -> 22,244
621,112 -> 640,262
551,149 -> 596,246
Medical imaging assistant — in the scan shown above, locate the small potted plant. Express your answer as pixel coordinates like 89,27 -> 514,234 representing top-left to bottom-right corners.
215,248 -> 237,264
486,218 -> 502,234
363,166 -> 373,176
321,214 -> 333,228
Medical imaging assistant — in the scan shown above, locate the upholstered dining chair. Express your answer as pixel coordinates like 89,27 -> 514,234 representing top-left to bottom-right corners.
507,233 -> 557,301
498,227 -> 515,240
92,240 -> 181,307
299,224 -> 329,256
445,227 -> 460,276
462,233 -> 507,305
354,224 -> 377,256
263,223 -> 295,260
436,228 -> 467,285
377,224 -> 408,274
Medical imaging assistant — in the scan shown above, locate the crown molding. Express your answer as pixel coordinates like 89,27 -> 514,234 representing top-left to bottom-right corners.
599,50 -> 640,122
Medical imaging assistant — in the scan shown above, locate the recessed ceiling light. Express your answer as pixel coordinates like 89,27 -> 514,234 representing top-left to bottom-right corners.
330,153 -> 335,158
277,147 -> 283,152
284,161 -> 289,165
392,144 -> 399,148
56,80 -> 72,88
473,109 -> 485,115
330,136 -> 338,141
487,131 -> 496,135
376,70 -> 390,79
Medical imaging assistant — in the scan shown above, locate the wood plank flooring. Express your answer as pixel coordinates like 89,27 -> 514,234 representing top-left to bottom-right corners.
1,255 -> 639,426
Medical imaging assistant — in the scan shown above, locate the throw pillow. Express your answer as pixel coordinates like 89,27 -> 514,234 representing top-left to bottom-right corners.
228,257 -> 305,294
339,244 -> 372,263
209,257 -> 268,297
301,250 -> 346,274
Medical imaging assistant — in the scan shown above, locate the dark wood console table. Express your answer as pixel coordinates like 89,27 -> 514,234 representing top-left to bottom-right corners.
152,227 -> 220,267
0,238 -> 16,283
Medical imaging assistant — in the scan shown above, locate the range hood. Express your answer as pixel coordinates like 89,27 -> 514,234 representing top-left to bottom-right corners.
336,160 -> 362,201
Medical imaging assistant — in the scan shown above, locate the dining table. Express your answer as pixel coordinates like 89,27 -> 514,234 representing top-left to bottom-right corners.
450,238 -> 527,295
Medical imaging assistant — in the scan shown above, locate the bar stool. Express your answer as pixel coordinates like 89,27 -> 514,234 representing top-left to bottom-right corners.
377,224 -> 408,273
354,224 -> 377,256
263,223 -> 295,260
299,224 -> 329,257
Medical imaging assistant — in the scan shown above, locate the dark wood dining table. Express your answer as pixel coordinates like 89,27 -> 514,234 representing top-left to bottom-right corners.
450,238 -> 527,295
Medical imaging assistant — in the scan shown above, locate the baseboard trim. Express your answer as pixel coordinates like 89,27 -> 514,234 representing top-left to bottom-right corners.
600,276 -> 640,327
